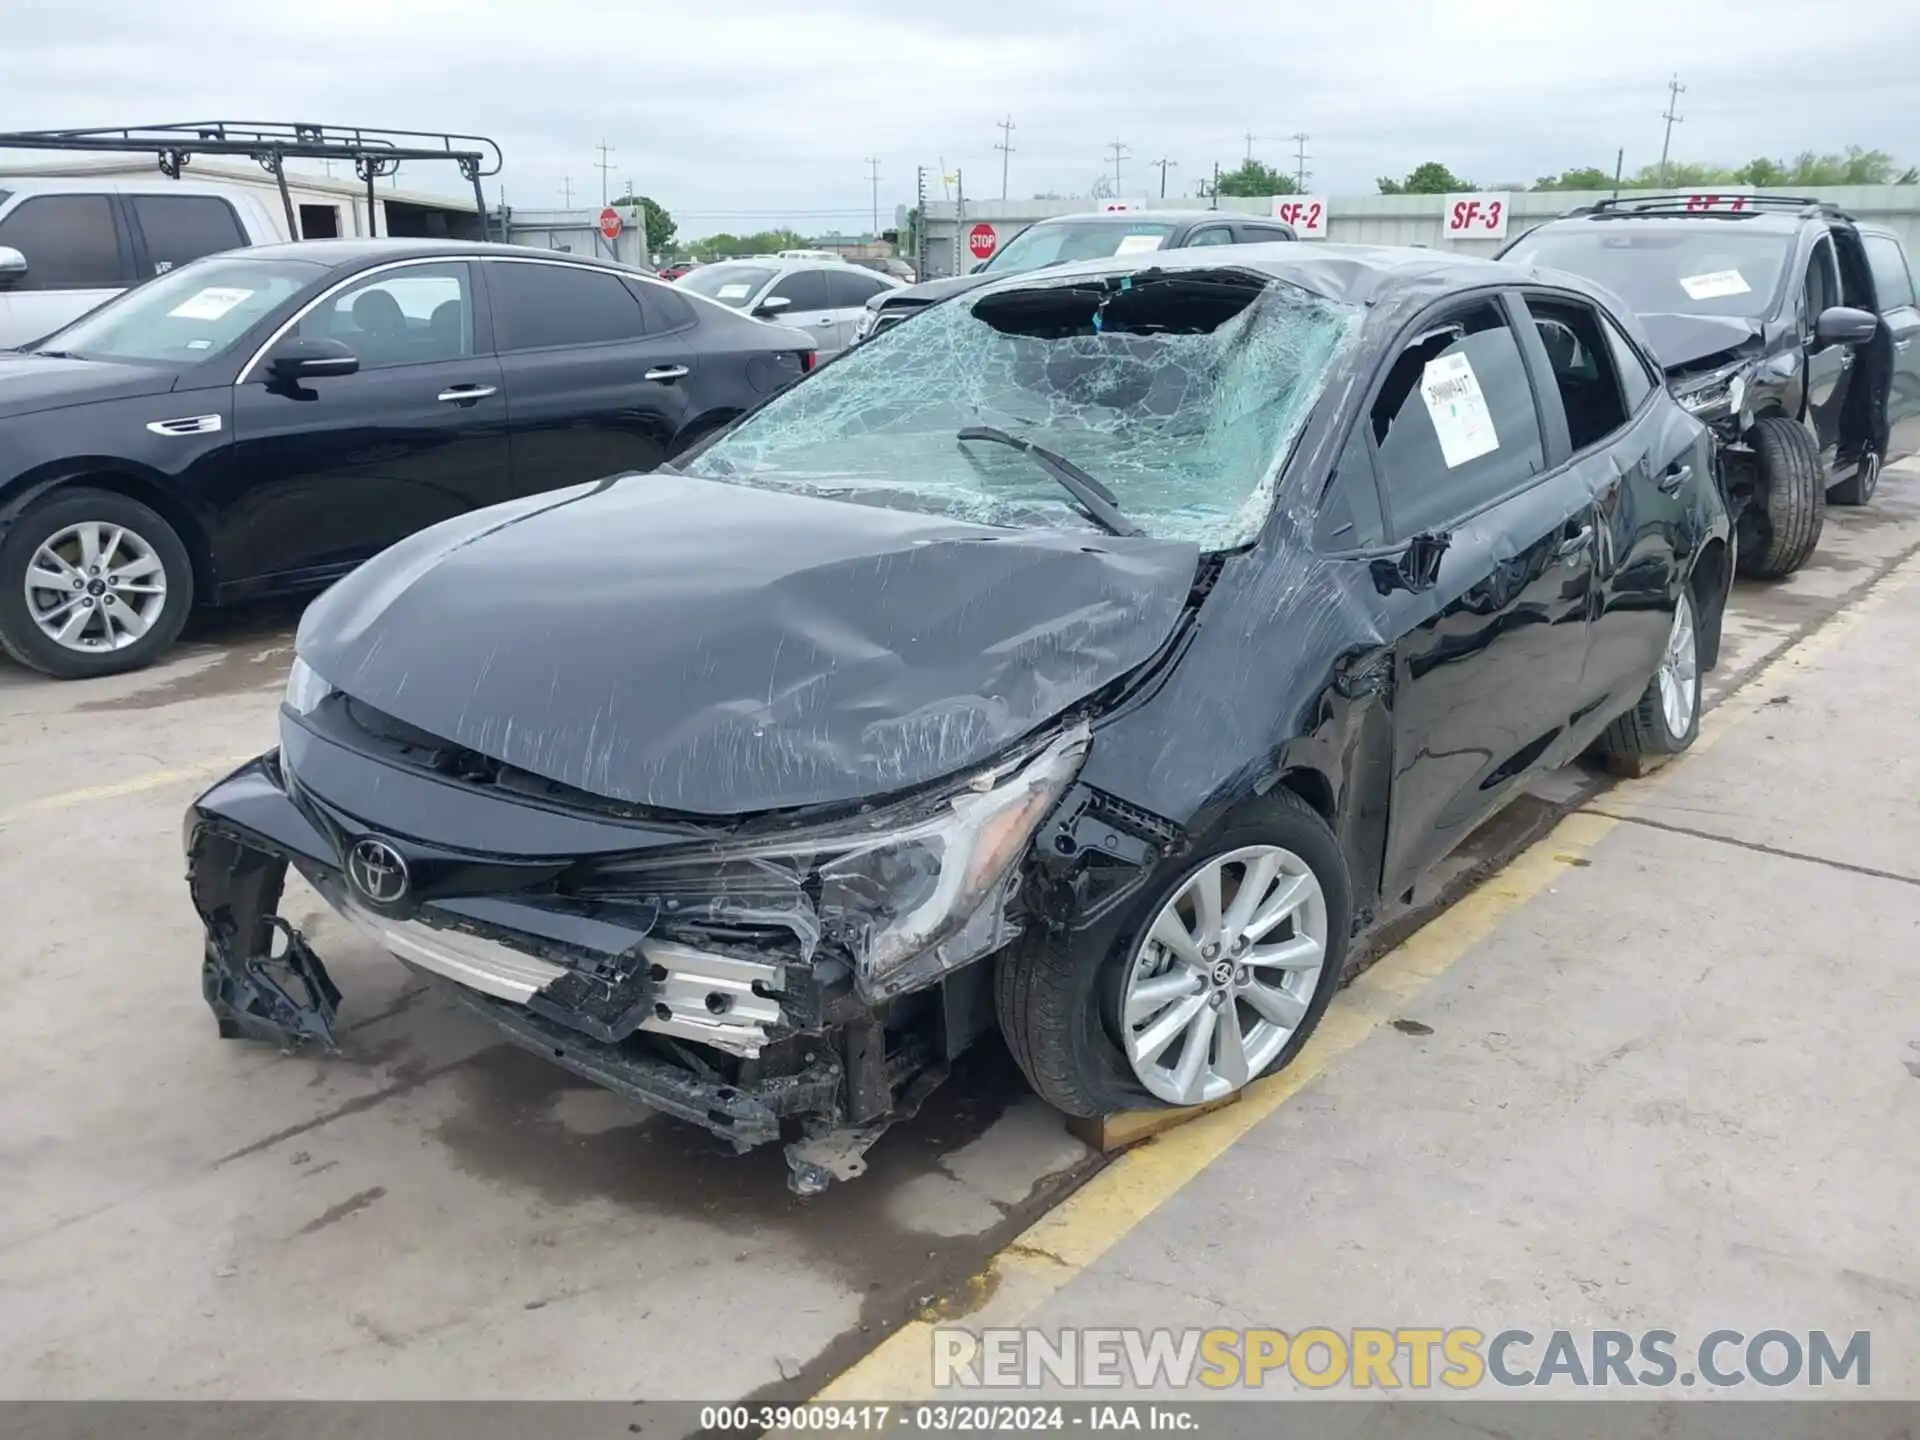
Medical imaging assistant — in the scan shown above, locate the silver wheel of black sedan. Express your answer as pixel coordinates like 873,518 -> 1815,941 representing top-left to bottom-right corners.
1120,843 -> 1330,1106
25,520 -> 170,654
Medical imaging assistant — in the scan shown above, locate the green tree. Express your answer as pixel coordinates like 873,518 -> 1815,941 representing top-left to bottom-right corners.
686,227 -> 809,260
1378,162 -> 1474,194
1200,159 -> 1299,198
609,194 -> 677,251
1532,166 -> 1614,191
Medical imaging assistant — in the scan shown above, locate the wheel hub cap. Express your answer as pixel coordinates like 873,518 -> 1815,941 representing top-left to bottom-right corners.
1119,843 -> 1330,1107
1657,591 -> 1698,738
22,520 -> 168,654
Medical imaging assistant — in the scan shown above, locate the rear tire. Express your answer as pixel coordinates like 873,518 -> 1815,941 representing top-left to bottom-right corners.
1598,585 -> 1702,764
0,487 -> 194,679
1735,416 -> 1824,580
1828,446 -> 1881,507
996,790 -> 1353,1119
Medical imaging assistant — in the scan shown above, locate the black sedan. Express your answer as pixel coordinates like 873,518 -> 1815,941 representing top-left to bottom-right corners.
0,239 -> 815,678
186,244 -> 1731,1193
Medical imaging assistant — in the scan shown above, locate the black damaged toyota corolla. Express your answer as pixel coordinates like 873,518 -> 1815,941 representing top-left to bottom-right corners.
186,244 -> 1731,1192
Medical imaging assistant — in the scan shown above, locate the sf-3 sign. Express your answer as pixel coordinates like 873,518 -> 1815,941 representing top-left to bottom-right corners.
1443,193 -> 1511,240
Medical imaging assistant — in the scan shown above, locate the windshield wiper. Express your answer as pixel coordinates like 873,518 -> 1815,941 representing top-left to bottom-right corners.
30,349 -> 76,359
955,425 -> 1142,538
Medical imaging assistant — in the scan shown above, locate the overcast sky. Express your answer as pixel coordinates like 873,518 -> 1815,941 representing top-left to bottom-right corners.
5,0 -> 1918,237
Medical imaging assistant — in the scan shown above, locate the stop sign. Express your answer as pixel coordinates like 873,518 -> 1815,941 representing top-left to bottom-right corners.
968,223 -> 997,260
599,206 -> 623,241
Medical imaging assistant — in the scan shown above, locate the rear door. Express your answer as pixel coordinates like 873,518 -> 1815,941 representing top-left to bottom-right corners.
1370,295 -> 1598,896
1800,233 -> 1853,459
125,194 -> 250,281
1862,230 -> 1920,460
0,192 -> 138,348
486,257 -> 700,486
227,258 -> 511,585
824,267 -> 894,354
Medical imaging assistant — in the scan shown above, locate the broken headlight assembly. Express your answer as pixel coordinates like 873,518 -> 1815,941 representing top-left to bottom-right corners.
283,656 -> 333,716
1673,364 -> 1749,423
582,725 -> 1089,1005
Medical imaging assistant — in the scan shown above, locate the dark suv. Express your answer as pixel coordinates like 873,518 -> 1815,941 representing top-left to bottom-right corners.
855,209 -> 1297,343
1501,195 -> 1920,578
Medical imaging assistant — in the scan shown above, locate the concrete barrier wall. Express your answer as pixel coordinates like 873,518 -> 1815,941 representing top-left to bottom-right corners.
918,188 -> 1920,277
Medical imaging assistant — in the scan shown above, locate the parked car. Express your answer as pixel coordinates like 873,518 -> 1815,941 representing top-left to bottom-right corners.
852,255 -> 916,283
853,209 -> 1299,343
657,260 -> 698,281
1500,195 -> 1920,578
0,238 -> 815,678
0,177 -> 286,348
186,243 -> 1730,1193
677,257 -> 904,357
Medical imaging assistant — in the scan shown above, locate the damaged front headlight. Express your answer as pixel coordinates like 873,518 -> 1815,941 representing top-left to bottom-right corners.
1674,365 -> 1748,423
585,725 -> 1089,1003
283,657 -> 333,716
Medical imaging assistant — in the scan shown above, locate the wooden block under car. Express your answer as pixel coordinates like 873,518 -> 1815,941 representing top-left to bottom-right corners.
1068,1092 -> 1243,1154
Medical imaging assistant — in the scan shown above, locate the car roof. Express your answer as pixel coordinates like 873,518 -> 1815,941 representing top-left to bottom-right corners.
238,237 -> 662,273
1526,210 -> 1809,238
687,255 -> 904,283
963,240 -> 1567,309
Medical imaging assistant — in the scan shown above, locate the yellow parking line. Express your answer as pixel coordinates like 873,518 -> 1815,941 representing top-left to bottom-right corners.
816,548 -> 1920,1404
0,753 -> 254,828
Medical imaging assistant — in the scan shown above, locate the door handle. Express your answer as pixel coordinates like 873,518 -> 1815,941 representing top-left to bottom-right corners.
1658,462 -> 1692,495
1554,524 -> 1593,561
644,365 -> 690,382
438,384 -> 497,403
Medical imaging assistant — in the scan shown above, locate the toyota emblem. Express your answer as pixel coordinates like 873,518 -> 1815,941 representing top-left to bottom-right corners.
348,838 -> 409,905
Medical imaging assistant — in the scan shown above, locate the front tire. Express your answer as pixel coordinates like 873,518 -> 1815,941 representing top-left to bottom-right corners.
996,790 -> 1353,1118
0,488 -> 194,679
1598,586 -> 1701,763
1736,416 -> 1825,579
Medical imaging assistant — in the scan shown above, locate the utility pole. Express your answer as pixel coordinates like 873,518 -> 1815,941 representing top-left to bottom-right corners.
865,155 -> 881,237
1105,137 -> 1130,197
1289,133 -> 1311,190
1210,160 -> 1221,210
994,116 -> 1016,201
1658,75 -> 1685,187
559,176 -> 575,207
1151,156 -> 1177,199
1243,130 -> 1260,163
593,140 -> 616,205
1612,147 -> 1624,199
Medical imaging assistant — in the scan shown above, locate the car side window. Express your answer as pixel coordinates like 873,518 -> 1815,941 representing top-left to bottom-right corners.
1234,225 -> 1294,244
1803,237 -> 1839,326
1599,314 -> 1656,413
0,194 -> 127,290
490,262 -> 647,350
827,269 -> 890,307
291,263 -> 473,369
625,276 -> 695,332
766,268 -> 833,312
129,195 -> 247,277
1524,295 -> 1631,452
1184,226 -> 1235,247
1864,235 -> 1916,312
1315,423 -> 1387,551
1370,300 -> 1546,537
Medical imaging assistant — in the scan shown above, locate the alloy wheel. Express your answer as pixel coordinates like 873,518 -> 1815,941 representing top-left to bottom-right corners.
1120,843 -> 1329,1106
23,520 -> 169,654
1658,591 -> 1698,739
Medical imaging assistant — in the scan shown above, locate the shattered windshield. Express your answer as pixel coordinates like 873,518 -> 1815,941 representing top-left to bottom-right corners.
1504,226 -> 1792,319
681,267 -> 1361,548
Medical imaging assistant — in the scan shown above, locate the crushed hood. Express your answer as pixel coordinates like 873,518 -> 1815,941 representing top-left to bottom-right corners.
0,351 -> 178,418
297,473 -> 1198,816
1639,312 -> 1765,375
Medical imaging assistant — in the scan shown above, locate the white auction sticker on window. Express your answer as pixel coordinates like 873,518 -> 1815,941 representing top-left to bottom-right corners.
167,287 -> 254,321
1420,352 -> 1499,469
1114,233 -> 1166,254
1679,269 -> 1751,301
717,282 -> 753,299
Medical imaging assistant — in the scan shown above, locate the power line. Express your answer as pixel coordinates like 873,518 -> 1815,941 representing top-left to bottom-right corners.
1105,137 -> 1130,196
1289,132 -> 1311,190
592,140 -> 616,206
1658,74 -> 1686,186
1151,156 -> 1177,199
994,115 -> 1016,201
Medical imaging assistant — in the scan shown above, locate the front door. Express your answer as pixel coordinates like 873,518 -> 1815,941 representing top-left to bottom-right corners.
1864,232 -> 1920,461
226,259 -> 512,586
1801,235 -> 1853,459
0,192 -> 135,350
760,267 -> 842,353
485,258 -> 700,486
1370,297 -> 1596,898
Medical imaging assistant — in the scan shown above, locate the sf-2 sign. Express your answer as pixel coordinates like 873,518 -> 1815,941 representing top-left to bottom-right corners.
1271,196 -> 1328,239
1443,193 -> 1510,240
968,223 -> 998,260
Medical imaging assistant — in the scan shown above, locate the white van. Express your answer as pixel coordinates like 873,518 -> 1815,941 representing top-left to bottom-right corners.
0,178 -> 285,348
